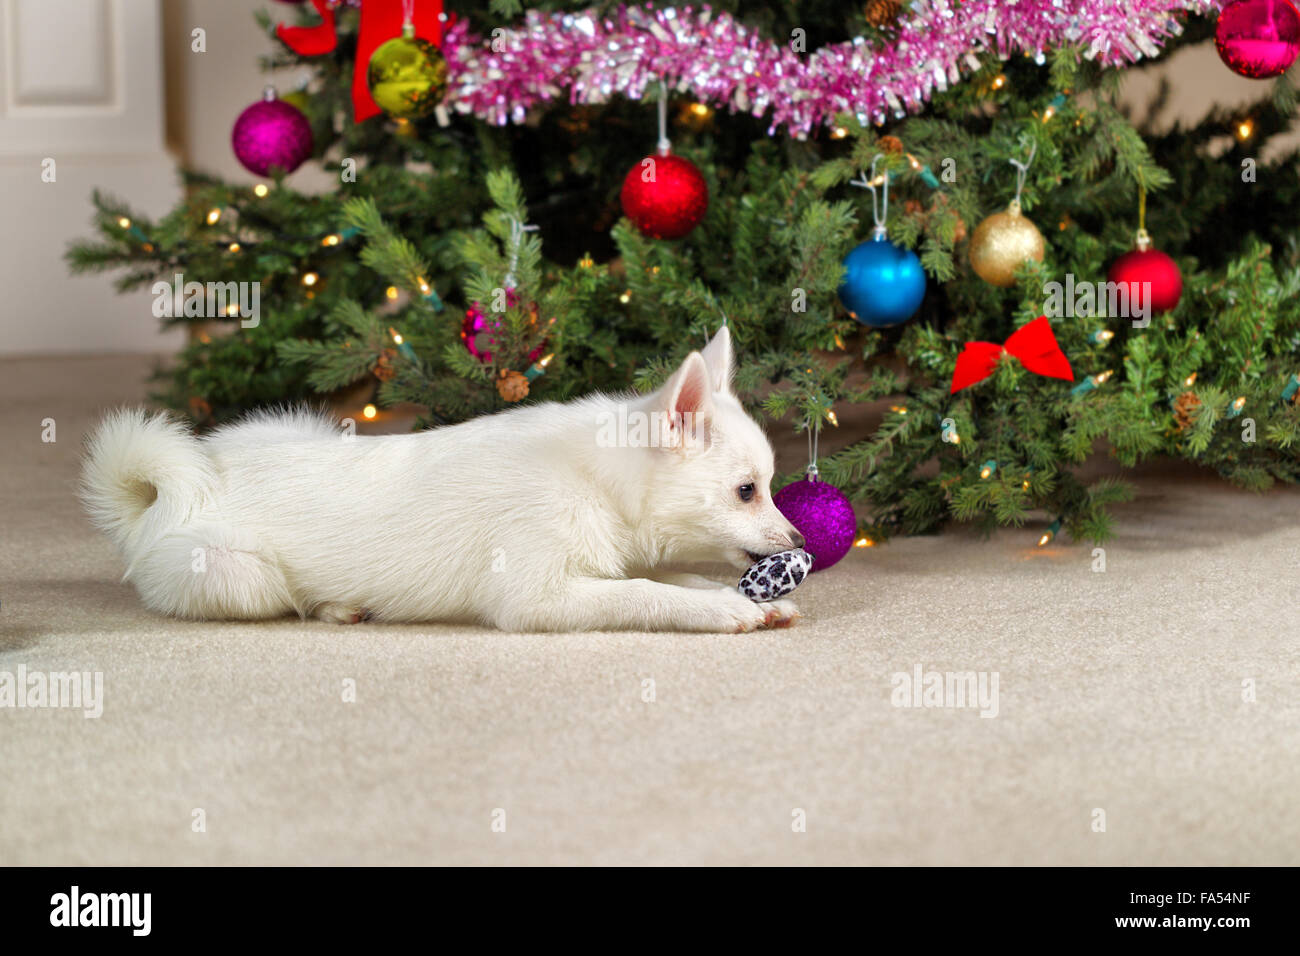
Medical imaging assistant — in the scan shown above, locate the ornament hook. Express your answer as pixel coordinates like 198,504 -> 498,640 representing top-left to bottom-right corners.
504,216 -> 538,289
850,153 -> 889,238
1008,140 -> 1037,211
656,79 -> 671,155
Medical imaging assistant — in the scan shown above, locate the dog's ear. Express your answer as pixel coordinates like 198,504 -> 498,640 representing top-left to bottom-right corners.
659,351 -> 714,451
700,325 -> 734,394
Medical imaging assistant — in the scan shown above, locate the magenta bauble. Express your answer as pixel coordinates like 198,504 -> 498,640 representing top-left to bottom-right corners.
231,97 -> 313,176
1215,0 -> 1300,78
773,477 -> 856,572
461,304 -> 502,363
460,292 -> 546,365
620,152 -> 709,240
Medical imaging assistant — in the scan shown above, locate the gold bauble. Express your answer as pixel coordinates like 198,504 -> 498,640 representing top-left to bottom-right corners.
281,88 -> 311,116
367,31 -> 448,120
968,198 -> 1045,287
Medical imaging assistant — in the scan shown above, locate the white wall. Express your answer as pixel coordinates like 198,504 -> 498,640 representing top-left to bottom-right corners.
0,3 -> 1293,356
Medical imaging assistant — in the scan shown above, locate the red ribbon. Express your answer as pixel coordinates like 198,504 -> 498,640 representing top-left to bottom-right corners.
275,0 -> 337,56
276,0 -> 446,123
950,316 -> 1074,393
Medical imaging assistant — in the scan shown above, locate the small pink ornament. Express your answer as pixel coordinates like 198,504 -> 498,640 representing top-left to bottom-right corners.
460,303 -> 498,363
1215,0 -> 1300,79
459,290 -> 545,364
231,89 -> 313,176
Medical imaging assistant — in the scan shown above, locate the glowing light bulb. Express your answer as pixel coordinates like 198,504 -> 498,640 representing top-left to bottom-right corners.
826,409 -> 839,427
321,234 -> 341,247
619,290 -> 631,304
830,126 -> 849,139
385,286 -> 399,300
854,537 -> 875,548
1236,119 -> 1254,141
991,74 -> 1007,90
253,184 -> 269,197
362,404 -> 377,420
206,208 -> 221,225
117,217 -> 131,229
301,272 -> 319,287
1183,372 -> 1197,387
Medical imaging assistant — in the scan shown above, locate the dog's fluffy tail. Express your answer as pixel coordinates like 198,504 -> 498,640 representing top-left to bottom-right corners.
80,409 -> 216,561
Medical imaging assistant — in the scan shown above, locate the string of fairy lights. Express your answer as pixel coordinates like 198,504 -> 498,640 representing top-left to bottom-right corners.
113,185 -> 446,318
111,78 -> 1297,545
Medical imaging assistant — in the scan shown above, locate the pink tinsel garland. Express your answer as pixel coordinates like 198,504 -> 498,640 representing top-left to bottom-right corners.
437,1 -> 1227,137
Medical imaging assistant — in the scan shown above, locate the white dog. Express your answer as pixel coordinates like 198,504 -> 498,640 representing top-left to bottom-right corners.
80,327 -> 805,632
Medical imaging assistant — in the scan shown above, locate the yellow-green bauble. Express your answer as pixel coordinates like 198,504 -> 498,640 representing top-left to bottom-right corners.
281,88 -> 311,116
968,198 -> 1045,287
366,33 -> 448,120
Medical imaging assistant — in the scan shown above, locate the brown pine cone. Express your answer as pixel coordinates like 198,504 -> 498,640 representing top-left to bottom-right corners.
373,348 -> 397,382
930,194 -> 966,242
1173,391 -> 1201,431
497,369 -> 530,402
865,0 -> 904,28
878,134 -> 904,154
188,396 -> 212,421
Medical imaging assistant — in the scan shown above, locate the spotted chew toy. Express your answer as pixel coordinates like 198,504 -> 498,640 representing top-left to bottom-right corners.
737,549 -> 813,602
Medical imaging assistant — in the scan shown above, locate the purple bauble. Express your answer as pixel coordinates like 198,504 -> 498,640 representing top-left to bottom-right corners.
1215,0 -> 1300,79
232,97 -> 313,176
773,477 -> 856,572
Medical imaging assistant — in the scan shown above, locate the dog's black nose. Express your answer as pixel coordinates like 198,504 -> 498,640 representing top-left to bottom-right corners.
790,532 -> 805,549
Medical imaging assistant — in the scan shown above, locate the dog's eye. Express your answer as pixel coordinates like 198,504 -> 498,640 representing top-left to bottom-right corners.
737,483 -> 755,502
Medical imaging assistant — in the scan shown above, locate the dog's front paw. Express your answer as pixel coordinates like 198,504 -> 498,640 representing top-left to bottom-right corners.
705,591 -> 801,633
314,602 -> 369,625
757,599 -> 800,629
707,589 -> 777,633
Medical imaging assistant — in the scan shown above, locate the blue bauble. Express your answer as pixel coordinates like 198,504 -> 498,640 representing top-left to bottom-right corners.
838,234 -> 926,327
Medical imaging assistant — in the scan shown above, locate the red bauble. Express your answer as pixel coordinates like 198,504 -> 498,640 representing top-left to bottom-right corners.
620,152 -> 708,240
1215,0 -> 1300,79
1108,244 -> 1183,314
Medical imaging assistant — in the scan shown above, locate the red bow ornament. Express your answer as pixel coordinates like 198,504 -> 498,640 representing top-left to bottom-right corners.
276,0 -> 447,123
950,316 -> 1074,393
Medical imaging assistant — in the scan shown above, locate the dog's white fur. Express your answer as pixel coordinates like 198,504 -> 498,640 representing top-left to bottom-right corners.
80,328 -> 805,632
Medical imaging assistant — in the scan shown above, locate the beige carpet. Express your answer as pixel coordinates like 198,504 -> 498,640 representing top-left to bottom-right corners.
1,353 -> 1297,866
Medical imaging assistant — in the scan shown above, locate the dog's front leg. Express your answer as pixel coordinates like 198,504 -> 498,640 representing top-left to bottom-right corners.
645,570 -> 726,590
496,577 -> 797,633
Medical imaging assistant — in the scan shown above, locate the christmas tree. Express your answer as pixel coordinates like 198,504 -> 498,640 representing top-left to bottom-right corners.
66,0 -> 1300,549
